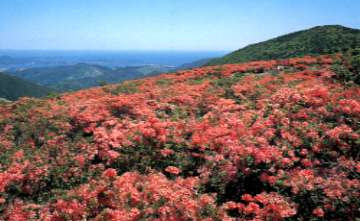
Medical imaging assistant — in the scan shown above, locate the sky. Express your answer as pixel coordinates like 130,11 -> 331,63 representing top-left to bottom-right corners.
0,0 -> 359,51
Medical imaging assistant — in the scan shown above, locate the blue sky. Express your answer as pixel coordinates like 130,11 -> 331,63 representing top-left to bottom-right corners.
0,0 -> 359,51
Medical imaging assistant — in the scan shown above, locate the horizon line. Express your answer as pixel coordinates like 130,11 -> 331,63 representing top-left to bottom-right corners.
0,49 -> 230,53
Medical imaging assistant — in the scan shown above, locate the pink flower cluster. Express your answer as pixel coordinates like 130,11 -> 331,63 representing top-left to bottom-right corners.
0,55 -> 358,220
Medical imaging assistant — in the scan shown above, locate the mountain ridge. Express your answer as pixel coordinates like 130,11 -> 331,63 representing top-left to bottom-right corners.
208,25 -> 360,65
9,63 -> 174,92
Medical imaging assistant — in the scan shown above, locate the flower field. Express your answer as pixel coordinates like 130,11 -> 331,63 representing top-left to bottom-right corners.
0,55 -> 359,220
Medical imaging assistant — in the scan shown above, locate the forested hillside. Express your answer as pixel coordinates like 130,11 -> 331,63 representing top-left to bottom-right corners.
0,72 -> 52,100
208,25 -> 360,65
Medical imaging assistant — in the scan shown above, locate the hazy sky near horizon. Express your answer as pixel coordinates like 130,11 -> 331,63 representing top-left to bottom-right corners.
0,0 -> 359,51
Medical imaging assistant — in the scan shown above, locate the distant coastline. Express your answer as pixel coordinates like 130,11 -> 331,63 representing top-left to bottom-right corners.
0,49 -> 227,68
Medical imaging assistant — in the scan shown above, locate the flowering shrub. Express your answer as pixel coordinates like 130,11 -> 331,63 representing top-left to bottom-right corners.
0,55 -> 359,220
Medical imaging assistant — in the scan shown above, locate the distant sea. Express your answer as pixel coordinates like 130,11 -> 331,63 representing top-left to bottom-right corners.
0,50 -> 227,69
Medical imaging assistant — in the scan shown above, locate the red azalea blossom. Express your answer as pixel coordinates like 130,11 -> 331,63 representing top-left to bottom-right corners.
312,207 -> 325,217
0,55 -> 358,220
103,168 -> 118,178
165,166 -> 181,175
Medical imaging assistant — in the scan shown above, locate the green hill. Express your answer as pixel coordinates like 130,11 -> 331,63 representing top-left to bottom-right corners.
0,72 -> 52,100
208,25 -> 360,65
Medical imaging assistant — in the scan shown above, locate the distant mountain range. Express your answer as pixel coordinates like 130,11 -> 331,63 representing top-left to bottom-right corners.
0,55 -> 19,64
0,50 -> 226,70
0,72 -> 52,100
208,25 -> 360,65
9,63 -> 174,92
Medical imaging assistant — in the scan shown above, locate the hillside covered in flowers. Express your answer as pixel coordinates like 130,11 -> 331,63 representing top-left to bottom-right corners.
0,55 -> 359,220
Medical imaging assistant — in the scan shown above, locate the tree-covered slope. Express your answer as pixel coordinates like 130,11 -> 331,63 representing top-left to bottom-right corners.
208,25 -> 360,65
0,72 -> 52,100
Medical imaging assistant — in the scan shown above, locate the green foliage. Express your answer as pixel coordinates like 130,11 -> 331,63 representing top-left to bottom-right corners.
155,78 -> 173,87
349,48 -> 360,76
210,72 -> 245,99
97,80 -> 108,86
331,64 -> 356,84
110,144 -> 206,178
208,25 -> 360,65
46,92 -> 61,99
110,81 -> 142,95
201,163 -> 270,204
332,48 -> 360,84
